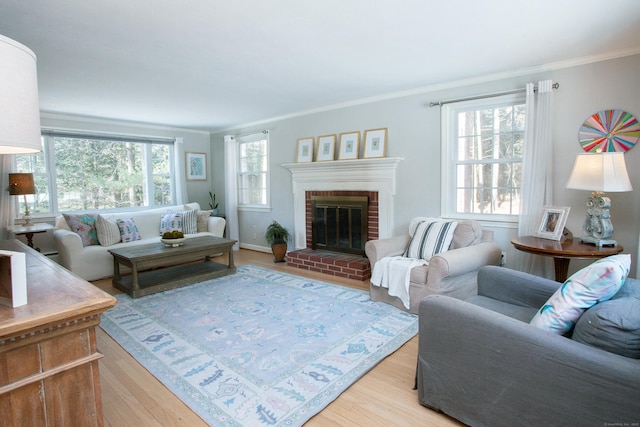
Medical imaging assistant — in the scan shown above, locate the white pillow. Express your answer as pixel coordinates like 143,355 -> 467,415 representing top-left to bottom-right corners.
96,214 -> 121,246
404,219 -> 458,261
530,254 -> 631,335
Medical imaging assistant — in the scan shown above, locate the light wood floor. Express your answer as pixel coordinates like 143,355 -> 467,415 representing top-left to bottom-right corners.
93,249 -> 462,426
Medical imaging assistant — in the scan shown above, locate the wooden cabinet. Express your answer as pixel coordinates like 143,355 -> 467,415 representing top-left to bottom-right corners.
0,240 -> 116,426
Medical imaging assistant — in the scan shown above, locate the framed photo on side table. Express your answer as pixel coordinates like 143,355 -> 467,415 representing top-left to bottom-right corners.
186,152 -> 207,180
363,128 -> 387,158
316,134 -> 336,162
296,137 -> 314,163
534,206 -> 570,241
338,131 -> 360,160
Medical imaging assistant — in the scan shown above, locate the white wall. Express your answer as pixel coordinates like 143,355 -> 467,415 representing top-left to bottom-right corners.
211,54 -> 640,278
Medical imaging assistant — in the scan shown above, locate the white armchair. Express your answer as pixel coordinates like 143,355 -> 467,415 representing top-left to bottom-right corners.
365,219 -> 501,314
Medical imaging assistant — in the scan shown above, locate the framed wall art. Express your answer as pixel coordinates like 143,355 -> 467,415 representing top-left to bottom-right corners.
296,137 -> 314,163
534,206 -> 570,241
186,152 -> 207,180
316,134 -> 336,162
338,131 -> 360,160
363,128 -> 387,158
579,109 -> 639,153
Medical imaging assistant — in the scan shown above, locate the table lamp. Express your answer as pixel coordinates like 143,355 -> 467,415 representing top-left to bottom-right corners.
566,152 -> 632,247
0,34 -> 42,154
9,173 -> 36,225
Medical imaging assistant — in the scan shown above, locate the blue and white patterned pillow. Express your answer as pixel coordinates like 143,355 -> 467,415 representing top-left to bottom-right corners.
404,219 -> 458,261
116,218 -> 141,243
159,213 -> 183,235
530,254 -> 631,335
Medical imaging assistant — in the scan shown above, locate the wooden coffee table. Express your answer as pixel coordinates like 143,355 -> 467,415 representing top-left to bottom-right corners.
108,235 -> 237,298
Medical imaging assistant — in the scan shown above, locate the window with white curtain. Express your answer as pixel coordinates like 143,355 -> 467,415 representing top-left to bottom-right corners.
237,131 -> 270,211
441,93 -> 526,222
14,132 -> 175,216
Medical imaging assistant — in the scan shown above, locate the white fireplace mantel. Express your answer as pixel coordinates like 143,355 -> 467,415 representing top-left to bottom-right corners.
283,157 -> 403,249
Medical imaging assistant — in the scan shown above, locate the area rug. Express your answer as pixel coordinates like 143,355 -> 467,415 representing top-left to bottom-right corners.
100,265 -> 418,426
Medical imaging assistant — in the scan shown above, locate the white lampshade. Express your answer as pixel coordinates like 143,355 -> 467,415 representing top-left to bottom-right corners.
566,152 -> 632,192
0,34 -> 42,154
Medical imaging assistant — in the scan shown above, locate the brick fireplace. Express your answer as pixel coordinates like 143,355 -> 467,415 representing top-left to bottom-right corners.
284,158 -> 401,280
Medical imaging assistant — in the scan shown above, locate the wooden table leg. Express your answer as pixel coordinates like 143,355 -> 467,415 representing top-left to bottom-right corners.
228,248 -> 235,270
553,257 -> 570,282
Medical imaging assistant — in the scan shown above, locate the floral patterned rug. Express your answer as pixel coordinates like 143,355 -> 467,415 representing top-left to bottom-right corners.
100,265 -> 418,426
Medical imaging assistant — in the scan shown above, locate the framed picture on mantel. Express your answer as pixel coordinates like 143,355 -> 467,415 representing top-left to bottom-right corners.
363,128 -> 387,158
296,137 -> 314,163
338,131 -> 360,160
316,134 -> 336,162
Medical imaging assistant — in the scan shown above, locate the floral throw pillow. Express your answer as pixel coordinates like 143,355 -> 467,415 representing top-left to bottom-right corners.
159,213 -> 183,235
116,218 -> 141,243
63,213 -> 99,247
530,254 -> 631,335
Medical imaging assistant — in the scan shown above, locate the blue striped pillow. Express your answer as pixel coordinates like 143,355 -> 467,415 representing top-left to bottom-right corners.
404,220 -> 458,261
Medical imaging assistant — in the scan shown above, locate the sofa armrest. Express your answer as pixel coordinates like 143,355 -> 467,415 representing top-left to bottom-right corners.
53,229 -> 83,270
477,265 -> 560,308
207,216 -> 226,237
364,235 -> 411,268
426,241 -> 501,285
417,295 -> 640,426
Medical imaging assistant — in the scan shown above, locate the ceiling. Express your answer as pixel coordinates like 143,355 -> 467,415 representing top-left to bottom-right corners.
1,1 -> 640,132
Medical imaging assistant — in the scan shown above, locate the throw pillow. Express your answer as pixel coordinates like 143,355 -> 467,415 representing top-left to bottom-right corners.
404,219 -> 458,261
159,213 -> 183,235
196,210 -> 213,232
530,254 -> 631,335
178,209 -> 198,234
96,214 -> 121,246
572,297 -> 640,359
63,213 -> 99,247
116,218 -> 141,243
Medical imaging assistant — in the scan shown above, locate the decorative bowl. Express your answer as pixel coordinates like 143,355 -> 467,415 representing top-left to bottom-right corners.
161,237 -> 186,247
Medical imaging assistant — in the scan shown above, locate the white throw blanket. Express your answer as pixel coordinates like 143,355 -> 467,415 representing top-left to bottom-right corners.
370,256 -> 428,309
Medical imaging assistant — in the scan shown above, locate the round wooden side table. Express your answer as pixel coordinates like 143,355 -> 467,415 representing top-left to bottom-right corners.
511,235 -> 623,282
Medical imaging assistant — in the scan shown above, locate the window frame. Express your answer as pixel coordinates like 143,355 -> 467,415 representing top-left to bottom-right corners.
14,131 -> 176,218
237,131 -> 271,213
441,93 -> 525,225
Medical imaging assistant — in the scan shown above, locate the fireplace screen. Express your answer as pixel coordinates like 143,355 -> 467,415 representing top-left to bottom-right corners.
311,195 -> 368,255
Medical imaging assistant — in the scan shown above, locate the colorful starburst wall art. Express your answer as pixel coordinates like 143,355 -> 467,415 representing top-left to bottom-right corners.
578,109 -> 640,152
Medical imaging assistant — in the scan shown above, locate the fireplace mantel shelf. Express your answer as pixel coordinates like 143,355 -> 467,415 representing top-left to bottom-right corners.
284,157 -> 403,249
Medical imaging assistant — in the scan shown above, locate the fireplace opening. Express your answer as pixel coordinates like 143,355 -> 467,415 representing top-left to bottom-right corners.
311,195 -> 368,256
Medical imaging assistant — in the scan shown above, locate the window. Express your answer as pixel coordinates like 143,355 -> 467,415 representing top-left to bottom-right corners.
15,132 -> 175,216
237,131 -> 270,210
442,94 -> 525,222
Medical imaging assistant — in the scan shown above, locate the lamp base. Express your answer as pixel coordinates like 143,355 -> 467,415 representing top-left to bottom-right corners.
579,235 -> 617,247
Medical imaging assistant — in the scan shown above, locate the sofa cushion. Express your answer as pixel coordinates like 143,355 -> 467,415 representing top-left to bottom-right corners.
63,213 -> 99,247
197,210 -> 213,232
96,214 -> 121,246
404,219 -> 458,261
450,220 -> 483,249
572,296 -> 640,358
116,218 -> 141,243
530,254 -> 631,335
178,209 -> 198,234
159,213 -> 183,234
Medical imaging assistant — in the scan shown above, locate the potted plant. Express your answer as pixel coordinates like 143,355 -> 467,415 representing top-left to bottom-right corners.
208,191 -> 219,216
265,220 -> 291,263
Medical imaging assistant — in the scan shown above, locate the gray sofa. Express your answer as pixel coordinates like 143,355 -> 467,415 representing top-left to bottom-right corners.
416,265 -> 640,426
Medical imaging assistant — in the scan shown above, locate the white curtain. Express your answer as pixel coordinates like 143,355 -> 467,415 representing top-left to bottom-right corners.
224,135 -> 240,250
514,80 -> 555,277
0,154 -> 16,240
173,137 -> 188,205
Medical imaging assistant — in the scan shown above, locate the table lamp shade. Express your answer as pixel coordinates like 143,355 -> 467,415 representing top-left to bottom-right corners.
566,152 -> 632,192
0,34 -> 42,154
9,173 -> 36,196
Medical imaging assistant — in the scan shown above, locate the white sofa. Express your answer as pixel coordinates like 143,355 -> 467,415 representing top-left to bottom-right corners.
53,202 -> 226,281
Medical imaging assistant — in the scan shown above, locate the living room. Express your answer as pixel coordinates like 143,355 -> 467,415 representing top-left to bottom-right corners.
1,1 -> 640,426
